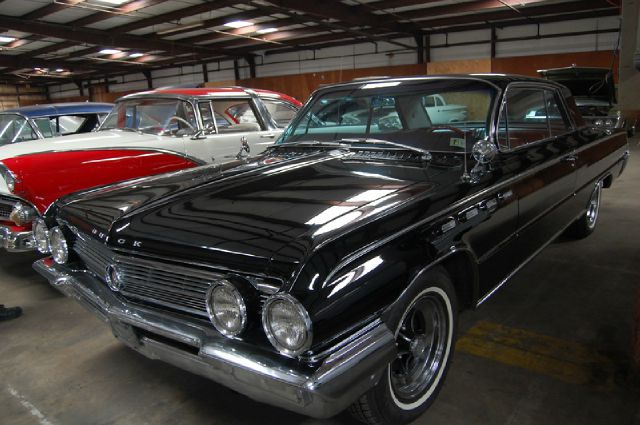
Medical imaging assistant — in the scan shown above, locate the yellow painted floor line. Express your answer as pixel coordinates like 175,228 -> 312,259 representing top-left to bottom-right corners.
456,321 -> 615,389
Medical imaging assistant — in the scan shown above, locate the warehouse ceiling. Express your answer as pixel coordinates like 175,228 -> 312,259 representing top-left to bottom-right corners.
0,0 -> 621,84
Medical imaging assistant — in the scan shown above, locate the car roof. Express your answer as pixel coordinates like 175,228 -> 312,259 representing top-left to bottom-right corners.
314,74 -> 567,93
2,102 -> 114,118
119,87 -> 301,106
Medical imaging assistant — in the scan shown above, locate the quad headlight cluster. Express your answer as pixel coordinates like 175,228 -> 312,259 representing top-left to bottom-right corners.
593,118 -> 616,128
206,279 -> 312,357
33,219 -> 68,264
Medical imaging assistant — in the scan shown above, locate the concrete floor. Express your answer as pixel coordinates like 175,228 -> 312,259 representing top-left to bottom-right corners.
1,138 -> 639,425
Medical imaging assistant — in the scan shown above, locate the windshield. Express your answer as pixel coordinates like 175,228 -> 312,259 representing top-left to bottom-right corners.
0,114 -> 39,145
100,98 -> 198,136
279,80 -> 496,153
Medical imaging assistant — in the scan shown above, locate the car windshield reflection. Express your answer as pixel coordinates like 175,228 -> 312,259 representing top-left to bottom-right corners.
100,98 -> 198,136
278,79 -> 496,153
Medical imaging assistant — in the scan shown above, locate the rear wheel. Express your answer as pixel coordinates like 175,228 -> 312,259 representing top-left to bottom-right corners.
565,180 -> 602,239
349,268 -> 458,425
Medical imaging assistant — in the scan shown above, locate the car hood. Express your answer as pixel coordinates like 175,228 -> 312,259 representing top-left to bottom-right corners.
59,149 -> 447,278
0,130 -> 172,161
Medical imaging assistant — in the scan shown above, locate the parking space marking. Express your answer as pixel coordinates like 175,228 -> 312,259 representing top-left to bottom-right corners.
456,321 -> 615,389
6,386 -> 56,425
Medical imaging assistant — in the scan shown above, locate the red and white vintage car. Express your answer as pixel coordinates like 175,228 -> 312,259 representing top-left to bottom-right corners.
0,87 -> 301,251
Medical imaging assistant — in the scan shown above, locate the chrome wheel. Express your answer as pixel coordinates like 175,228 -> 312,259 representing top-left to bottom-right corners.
390,291 -> 450,404
586,182 -> 602,230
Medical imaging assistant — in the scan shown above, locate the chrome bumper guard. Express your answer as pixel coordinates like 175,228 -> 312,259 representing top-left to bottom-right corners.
33,259 -> 397,418
0,225 -> 35,252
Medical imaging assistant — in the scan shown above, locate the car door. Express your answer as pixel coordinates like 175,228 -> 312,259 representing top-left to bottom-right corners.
502,85 -> 579,266
188,98 -> 273,163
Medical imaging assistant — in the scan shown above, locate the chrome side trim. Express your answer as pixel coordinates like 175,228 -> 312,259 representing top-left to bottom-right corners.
476,209 -> 585,306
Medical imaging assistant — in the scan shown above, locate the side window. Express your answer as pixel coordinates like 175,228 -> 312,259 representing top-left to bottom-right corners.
262,99 -> 298,128
544,90 -> 571,136
503,88 -> 549,149
198,101 -> 215,133
423,95 -> 436,107
34,118 -> 54,137
211,99 -> 261,132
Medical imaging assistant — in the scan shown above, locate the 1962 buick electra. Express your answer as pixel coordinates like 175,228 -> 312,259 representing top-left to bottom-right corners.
34,75 -> 629,424
0,87 -> 300,252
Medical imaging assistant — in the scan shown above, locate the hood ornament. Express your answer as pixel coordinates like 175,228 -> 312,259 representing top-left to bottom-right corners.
236,136 -> 250,160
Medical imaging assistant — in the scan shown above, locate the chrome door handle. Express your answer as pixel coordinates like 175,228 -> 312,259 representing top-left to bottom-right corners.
260,134 -> 276,139
562,155 -> 577,163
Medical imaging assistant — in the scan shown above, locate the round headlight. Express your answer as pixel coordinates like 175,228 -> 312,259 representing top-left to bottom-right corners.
594,119 -> 604,127
49,227 -> 68,264
33,218 -> 50,254
206,280 -> 247,337
262,294 -> 312,357
9,203 -> 37,226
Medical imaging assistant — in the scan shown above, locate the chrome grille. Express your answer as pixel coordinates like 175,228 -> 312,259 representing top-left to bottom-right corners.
72,231 -> 228,317
117,257 -> 224,317
74,233 -> 112,280
0,196 -> 16,220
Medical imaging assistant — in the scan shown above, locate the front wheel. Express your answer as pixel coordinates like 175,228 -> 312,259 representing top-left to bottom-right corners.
349,268 -> 458,425
565,180 -> 603,239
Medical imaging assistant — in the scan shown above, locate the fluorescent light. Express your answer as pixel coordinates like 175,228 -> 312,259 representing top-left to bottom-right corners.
128,53 -> 144,58
256,27 -> 278,34
99,48 -> 122,55
56,69 -> 64,72
224,20 -> 253,28
361,81 -> 401,89
95,0 -> 128,4
0,36 -> 16,43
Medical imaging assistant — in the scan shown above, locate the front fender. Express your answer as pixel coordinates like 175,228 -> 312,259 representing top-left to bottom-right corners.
2,149 -> 200,213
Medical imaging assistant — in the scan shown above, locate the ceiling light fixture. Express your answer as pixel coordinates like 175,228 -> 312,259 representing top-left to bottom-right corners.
56,68 -> 65,72
94,0 -> 128,4
0,36 -> 16,43
99,48 -> 122,55
128,52 -> 144,58
256,28 -> 278,35
224,20 -> 253,29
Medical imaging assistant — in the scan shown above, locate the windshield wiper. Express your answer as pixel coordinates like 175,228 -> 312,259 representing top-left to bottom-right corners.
338,138 -> 432,156
273,140 -> 349,149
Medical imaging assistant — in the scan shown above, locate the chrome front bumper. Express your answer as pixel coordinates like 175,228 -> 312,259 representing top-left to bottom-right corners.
33,259 -> 397,419
0,225 -> 34,252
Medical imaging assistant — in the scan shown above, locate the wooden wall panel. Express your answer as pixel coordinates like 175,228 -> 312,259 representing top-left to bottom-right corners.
428,59 -> 492,75
238,64 -> 427,102
0,84 -> 47,110
492,50 -> 619,81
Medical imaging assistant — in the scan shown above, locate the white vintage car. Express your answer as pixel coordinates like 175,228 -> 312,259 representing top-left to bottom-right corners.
0,87 -> 300,252
423,94 -> 468,123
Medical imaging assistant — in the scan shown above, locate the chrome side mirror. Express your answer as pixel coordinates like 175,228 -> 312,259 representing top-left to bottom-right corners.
472,138 -> 498,164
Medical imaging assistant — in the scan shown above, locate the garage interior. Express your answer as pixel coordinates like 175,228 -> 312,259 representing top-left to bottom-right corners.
1,0 -> 639,424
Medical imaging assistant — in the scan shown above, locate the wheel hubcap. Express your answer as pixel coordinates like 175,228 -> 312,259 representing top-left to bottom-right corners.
390,294 -> 448,402
586,182 -> 602,229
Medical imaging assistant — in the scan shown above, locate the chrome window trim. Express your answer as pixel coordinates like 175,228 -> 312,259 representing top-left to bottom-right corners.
496,82 -> 578,154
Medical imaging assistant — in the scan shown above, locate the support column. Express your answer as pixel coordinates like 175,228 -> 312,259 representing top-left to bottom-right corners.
490,26 -> 497,59
142,70 -> 152,89
619,0 -> 640,133
415,33 -> 425,64
233,59 -> 240,81
74,79 -> 84,97
202,62 -> 209,83
246,55 -> 256,79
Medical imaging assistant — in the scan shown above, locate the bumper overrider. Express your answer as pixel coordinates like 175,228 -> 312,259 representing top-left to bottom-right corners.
33,258 -> 397,419
0,224 -> 35,252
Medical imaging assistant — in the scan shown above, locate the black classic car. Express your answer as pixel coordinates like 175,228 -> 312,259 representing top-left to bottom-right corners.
33,75 -> 629,425
538,66 -> 636,136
